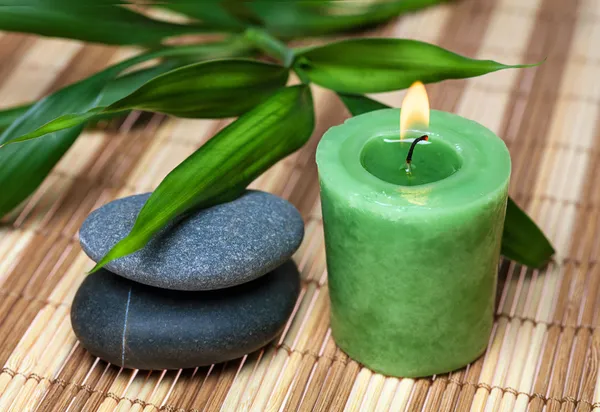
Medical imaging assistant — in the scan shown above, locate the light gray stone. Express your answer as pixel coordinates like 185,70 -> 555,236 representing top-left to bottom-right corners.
79,191 -> 304,291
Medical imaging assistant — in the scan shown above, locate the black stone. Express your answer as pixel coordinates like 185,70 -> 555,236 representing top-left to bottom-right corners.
79,190 -> 304,291
71,261 -> 300,370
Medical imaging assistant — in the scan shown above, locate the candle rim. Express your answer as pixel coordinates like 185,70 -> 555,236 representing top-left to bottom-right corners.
316,108 -> 511,212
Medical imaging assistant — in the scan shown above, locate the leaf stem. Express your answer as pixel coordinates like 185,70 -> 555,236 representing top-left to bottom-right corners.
292,57 -> 311,85
244,27 -> 295,67
294,69 -> 311,85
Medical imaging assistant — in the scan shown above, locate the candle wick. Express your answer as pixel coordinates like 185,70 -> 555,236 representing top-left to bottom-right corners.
405,135 -> 429,171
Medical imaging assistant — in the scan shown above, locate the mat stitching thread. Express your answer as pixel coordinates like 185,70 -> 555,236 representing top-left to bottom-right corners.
434,378 -> 594,406
132,398 -> 148,407
494,313 -> 595,333
0,367 -> 165,408
4,364 -> 598,409
28,373 -> 43,383
1,366 -> 598,408
105,392 -> 121,402
53,378 -> 68,388
278,342 -> 348,365
2,368 -> 15,377
120,396 -> 143,406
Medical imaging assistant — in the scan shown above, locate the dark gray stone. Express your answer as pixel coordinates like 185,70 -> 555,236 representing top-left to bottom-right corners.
71,261 -> 300,370
79,191 -> 304,291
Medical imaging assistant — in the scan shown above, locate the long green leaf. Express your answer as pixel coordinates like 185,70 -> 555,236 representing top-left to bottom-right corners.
108,59 -> 289,117
296,39 -> 538,93
0,62 -> 210,139
0,73 -> 112,219
2,59 -> 289,145
0,64 -> 188,141
0,39 -> 253,135
91,85 -> 315,272
337,92 -> 554,268
501,197 -> 555,268
337,93 -> 389,115
162,0 -> 439,37
0,1 -> 203,45
249,0 -> 442,37
83,63 -> 185,126
160,0 -> 249,31
0,104 -> 32,134
98,39 -> 254,106
0,41 -> 251,218
0,51 -> 178,218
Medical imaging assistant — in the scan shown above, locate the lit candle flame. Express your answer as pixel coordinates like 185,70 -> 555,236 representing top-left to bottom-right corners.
400,81 -> 430,140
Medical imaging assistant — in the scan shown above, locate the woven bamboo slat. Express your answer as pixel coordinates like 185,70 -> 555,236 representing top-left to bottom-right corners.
1,0 -> 599,410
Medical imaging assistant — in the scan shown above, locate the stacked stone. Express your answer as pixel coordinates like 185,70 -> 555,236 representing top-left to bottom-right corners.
70,191 -> 303,370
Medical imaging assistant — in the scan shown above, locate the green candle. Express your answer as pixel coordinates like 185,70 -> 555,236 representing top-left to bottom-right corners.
316,108 -> 510,378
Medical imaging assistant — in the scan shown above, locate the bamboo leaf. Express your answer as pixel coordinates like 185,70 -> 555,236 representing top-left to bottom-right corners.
0,1 -> 203,45
0,74 -> 112,218
0,64 -> 188,139
162,0 -> 439,37
161,0 -> 261,30
337,93 -> 389,115
2,59 -> 288,145
338,92 -> 554,268
0,130 -> 82,219
160,0 -> 245,31
0,104 -> 32,134
501,197 -> 555,268
222,0 -> 265,27
0,39 -> 252,136
91,85 -> 315,272
296,39 -> 538,93
249,0 -> 442,37
95,63 -> 180,110
82,63 -> 184,126
0,42 -> 251,218
108,59 -> 289,117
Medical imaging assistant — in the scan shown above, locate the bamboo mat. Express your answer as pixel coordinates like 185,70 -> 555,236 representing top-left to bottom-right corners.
0,0 -> 599,410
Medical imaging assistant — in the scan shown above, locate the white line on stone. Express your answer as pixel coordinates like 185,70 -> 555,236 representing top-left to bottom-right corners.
121,286 -> 133,367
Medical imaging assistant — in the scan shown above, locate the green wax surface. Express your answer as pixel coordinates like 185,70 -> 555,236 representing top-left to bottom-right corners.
316,109 -> 510,378
361,135 -> 462,186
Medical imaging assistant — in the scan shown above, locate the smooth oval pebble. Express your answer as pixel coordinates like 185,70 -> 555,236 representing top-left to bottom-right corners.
79,190 -> 304,291
71,261 -> 300,370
